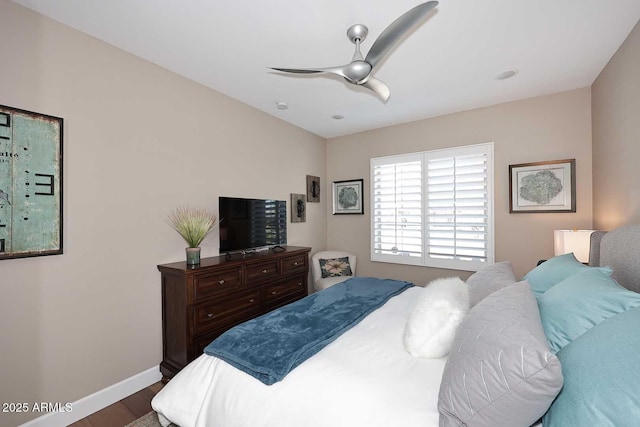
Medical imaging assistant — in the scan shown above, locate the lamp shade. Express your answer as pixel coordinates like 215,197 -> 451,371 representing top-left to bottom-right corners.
554,230 -> 595,263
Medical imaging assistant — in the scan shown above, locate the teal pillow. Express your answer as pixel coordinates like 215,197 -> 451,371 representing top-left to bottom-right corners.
537,268 -> 640,353
523,253 -> 611,297
543,306 -> 640,426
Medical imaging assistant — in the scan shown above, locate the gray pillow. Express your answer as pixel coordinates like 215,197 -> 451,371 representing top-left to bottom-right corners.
438,281 -> 563,427
466,261 -> 516,307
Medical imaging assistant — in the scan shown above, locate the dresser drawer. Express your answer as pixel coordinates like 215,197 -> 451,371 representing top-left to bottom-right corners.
245,260 -> 279,283
192,289 -> 260,335
192,267 -> 243,301
281,254 -> 307,274
265,276 -> 306,305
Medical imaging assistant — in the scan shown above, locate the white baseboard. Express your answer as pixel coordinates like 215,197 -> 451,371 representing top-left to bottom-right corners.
19,365 -> 162,427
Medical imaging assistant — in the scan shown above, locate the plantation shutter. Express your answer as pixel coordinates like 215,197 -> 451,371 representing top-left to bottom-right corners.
371,143 -> 493,271
371,153 -> 424,265
249,199 -> 287,247
425,145 -> 491,270
249,200 -> 268,248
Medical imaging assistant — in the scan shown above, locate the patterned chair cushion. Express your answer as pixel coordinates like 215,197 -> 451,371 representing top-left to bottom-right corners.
319,257 -> 353,278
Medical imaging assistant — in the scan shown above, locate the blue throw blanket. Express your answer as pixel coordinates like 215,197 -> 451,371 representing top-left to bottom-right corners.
204,277 -> 413,385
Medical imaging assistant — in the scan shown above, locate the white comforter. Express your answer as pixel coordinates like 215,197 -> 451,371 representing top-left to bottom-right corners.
152,286 -> 446,427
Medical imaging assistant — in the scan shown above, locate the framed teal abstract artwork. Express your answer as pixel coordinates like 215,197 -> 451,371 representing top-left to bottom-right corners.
0,105 -> 63,260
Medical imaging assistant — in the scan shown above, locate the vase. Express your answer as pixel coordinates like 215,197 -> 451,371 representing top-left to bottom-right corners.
186,247 -> 201,265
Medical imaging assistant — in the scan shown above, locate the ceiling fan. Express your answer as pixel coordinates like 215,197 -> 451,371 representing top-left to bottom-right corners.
270,1 -> 439,103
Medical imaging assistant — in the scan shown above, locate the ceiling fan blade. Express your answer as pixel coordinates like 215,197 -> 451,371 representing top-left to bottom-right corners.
270,67 -> 324,74
269,67 -> 325,74
365,1 -> 438,71
361,77 -> 390,103
270,66 -> 350,80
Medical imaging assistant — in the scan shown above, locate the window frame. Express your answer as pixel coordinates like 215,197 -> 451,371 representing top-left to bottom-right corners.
370,142 -> 494,272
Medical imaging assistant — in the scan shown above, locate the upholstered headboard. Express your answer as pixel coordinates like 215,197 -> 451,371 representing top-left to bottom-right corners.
589,225 -> 640,293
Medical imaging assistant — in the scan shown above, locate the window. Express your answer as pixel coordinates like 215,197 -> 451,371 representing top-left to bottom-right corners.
370,143 -> 494,271
248,199 -> 287,247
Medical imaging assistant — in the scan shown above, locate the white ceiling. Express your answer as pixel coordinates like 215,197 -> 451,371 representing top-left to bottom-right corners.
11,0 -> 640,139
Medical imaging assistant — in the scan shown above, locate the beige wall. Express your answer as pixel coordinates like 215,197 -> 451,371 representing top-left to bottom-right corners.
0,1 -> 326,425
327,88 -> 593,282
592,20 -> 640,231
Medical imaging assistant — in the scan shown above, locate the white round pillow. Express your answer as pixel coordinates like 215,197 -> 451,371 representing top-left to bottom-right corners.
403,277 -> 470,359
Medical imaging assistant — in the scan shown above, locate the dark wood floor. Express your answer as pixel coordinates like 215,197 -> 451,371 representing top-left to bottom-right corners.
68,382 -> 164,427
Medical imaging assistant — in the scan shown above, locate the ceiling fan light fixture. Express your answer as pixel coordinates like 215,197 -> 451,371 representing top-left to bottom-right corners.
496,69 -> 518,80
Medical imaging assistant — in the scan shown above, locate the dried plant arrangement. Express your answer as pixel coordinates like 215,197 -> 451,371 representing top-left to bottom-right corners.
168,206 -> 218,248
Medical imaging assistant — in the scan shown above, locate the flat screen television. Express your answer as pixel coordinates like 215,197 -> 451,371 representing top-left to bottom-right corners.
219,196 -> 287,253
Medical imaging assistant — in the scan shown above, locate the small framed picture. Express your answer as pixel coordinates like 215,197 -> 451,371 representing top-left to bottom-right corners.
290,193 -> 306,222
306,175 -> 320,203
332,179 -> 364,215
509,159 -> 576,213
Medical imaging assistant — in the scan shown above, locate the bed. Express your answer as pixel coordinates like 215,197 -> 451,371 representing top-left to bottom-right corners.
152,224 -> 640,427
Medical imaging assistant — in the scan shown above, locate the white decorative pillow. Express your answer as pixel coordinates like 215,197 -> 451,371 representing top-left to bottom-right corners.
403,277 -> 470,359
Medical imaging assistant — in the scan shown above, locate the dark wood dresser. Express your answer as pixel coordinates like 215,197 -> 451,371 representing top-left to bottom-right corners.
158,246 -> 311,381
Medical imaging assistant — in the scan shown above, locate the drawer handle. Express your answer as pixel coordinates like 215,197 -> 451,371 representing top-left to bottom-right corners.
262,269 -> 268,273
298,282 -> 303,286
249,298 -> 255,303
271,291 -> 277,295
218,279 -> 225,285
207,313 -> 214,318
293,261 -> 299,266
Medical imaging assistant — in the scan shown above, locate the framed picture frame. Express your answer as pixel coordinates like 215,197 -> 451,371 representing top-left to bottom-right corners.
290,193 -> 306,223
0,105 -> 63,260
332,179 -> 364,215
509,159 -> 576,213
306,175 -> 320,203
